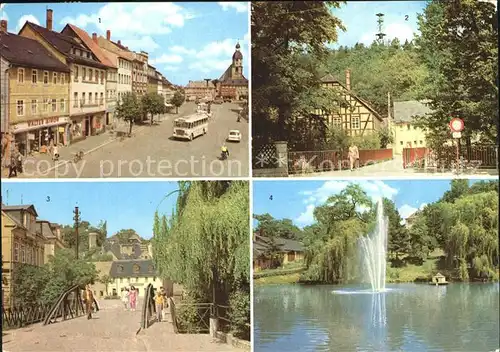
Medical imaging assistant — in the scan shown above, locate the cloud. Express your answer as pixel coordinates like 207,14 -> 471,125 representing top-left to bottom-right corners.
170,45 -> 196,56
164,65 -> 179,72
59,3 -> 195,53
295,180 -> 399,226
188,60 -> 230,74
0,4 -> 8,22
16,15 -> 40,32
115,36 -> 159,53
398,203 -> 427,223
150,54 -> 183,65
217,2 -> 248,13
359,22 -> 415,45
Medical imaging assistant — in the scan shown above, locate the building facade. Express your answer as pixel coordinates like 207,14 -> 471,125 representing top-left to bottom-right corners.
217,42 -> 248,101
147,65 -> 159,94
132,51 -> 148,97
0,28 -> 8,137
315,70 -> 384,137
391,101 -> 431,155
108,259 -> 163,297
96,31 -> 133,104
1,23 -> 71,157
19,10 -> 109,144
185,80 -> 215,101
2,204 -> 46,306
37,221 -> 65,263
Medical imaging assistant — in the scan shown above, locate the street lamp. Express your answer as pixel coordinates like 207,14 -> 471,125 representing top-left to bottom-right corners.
73,206 -> 80,260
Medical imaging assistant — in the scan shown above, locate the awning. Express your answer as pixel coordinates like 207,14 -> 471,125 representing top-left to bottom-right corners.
12,120 -> 69,134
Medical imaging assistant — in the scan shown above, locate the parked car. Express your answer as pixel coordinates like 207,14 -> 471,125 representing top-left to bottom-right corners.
227,130 -> 241,142
214,97 -> 223,104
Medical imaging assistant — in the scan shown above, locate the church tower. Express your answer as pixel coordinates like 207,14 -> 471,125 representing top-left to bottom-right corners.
231,42 -> 243,78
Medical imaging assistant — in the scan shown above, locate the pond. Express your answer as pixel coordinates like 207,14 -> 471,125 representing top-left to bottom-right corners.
254,283 -> 499,352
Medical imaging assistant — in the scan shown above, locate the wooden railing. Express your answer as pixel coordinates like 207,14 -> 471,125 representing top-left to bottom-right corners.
139,283 -> 156,332
2,304 -> 52,329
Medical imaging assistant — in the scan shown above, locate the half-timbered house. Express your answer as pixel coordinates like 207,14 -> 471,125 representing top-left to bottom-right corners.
314,70 -> 384,137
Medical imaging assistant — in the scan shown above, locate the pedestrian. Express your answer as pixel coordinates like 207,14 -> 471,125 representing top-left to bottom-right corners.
84,284 -> 94,319
8,151 -> 17,178
129,286 -> 137,311
52,144 -> 59,161
348,142 -> 359,171
121,287 -> 129,310
155,290 -> 164,322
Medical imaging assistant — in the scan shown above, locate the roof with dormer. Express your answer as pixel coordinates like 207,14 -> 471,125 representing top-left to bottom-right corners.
63,24 -> 115,68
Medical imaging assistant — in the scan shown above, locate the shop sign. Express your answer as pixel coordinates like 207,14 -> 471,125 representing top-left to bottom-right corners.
58,127 -> 65,133
28,133 -> 35,140
27,117 -> 59,127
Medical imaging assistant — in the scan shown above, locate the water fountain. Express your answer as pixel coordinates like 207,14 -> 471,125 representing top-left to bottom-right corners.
359,198 -> 389,292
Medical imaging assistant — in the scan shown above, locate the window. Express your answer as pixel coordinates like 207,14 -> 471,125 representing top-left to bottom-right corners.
413,141 -> 417,145
89,69 -> 93,81
86,52 -> 90,58
83,67 -> 86,81
95,70 -> 98,82
60,73 -> 65,84
420,140 -> 423,145
332,117 -> 342,127
31,99 -> 37,115
21,245 -> 25,263
14,243 -> 19,262
73,92 -> 78,107
43,71 -> 49,84
407,124 -> 411,130
30,69 -> 38,83
100,92 -> 104,105
400,141 -> 404,145
74,66 -> 79,82
18,68 -> 25,83
350,115 -> 360,130
133,264 -> 140,274
82,92 -> 86,106
53,72 -> 58,84
51,99 -> 57,112
16,100 -> 24,116
118,265 -> 124,273
153,276 -> 157,281
89,92 -> 92,104
136,277 -> 139,282
43,98 -> 49,112
60,99 -> 65,112
100,71 -> 104,84
148,265 -> 154,273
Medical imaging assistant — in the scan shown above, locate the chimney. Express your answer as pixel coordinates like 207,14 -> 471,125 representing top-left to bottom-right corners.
92,33 -> 97,43
46,9 -> 53,31
345,69 -> 351,91
106,30 -> 111,41
0,20 -> 7,33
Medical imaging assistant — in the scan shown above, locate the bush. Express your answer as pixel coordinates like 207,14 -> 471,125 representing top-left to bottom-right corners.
228,289 -> 250,340
175,294 -> 207,333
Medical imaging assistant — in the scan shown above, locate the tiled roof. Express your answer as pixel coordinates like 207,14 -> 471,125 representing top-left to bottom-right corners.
24,22 -> 108,69
0,32 -> 70,72
100,47 -> 119,67
2,204 -> 38,217
109,259 -> 158,278
393,100 -> 433,123
219,65 -> 248,86
320,73 -> 338,83
102,241 -> 145,260
97,36 -> 135,61
36,220 -> 56,239
254,234 -> 305,253
187,80 -> 214,88
65,24 -> 115,68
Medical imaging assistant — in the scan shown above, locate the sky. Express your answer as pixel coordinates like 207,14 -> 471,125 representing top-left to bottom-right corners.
0,2 -> 249,86
253,179 -> 488,228
1,181 -> 181,239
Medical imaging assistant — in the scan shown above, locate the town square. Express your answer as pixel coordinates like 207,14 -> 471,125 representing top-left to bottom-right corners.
1,2 -> 249,178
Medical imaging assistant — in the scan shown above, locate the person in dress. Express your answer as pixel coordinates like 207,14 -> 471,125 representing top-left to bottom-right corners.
129,286 -> 137,311
121,287 -> 129,311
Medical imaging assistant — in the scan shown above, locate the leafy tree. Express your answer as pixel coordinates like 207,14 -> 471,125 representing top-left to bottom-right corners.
414,0 -> 498,145
61,220 -> 107,255
254,214 -> 303,240
99,274 -> 112,295
407,214 -> 436,264
115,92 -> 142,136
170,91 -> 185,113
141,93 -> 167,125
378,126 -> 394,149
383,198 -> 411,263
112,229 -> 141,244
441,179 -> 469,203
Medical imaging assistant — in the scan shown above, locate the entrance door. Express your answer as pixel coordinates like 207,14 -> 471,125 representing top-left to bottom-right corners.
106,113 -> 110,125
85,118 -> 90,137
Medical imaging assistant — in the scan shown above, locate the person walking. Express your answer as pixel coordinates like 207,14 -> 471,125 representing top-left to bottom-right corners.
8,151 -> 17,178
155,290 -> 164,322
348,143 -> 359,171
121,288 -> 129,311
129,286 -> 137,311
84,284 -> 94,319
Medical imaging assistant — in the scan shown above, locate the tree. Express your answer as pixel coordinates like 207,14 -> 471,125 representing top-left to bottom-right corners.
254,213 -> 303,240
378,126 -> 394,149
441,179 -> 469,203
99,274 -> 112,296
383,198 -> 411,263
112,229 -> 141,244
141,93 -> 167,125
115,92 -> 142,136
170,91 -> 185,114
414,0 -> 498,145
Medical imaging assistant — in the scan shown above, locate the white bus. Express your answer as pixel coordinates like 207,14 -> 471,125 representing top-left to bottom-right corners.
172,114 -> 209,140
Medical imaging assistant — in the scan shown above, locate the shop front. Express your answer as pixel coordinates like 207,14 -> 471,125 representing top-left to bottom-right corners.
11,116 -> 70,156
70,112 -> 106,142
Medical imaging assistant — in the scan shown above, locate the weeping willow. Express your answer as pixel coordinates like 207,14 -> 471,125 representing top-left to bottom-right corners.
152,181 -> 249,301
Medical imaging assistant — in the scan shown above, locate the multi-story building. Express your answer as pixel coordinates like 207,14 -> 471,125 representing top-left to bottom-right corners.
37,220 -> 65,263
132,51 -> 148,97
147,65 -> 159,95
0,20 -> 8,138
314,70 -> 384,137
162,77 -> 176,103
185,80 -> 215,101
96,30 -> 133,104
1,21 -> 71,157
19,10 -> 110,143
1,204 -> 46,306
391,101 -> 431,155
156,72 -> 163,100
217,42 -> 248,101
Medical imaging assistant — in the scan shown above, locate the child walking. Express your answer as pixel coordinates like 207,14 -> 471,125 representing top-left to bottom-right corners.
121,287 -> 129,311
155,290 -> 164,322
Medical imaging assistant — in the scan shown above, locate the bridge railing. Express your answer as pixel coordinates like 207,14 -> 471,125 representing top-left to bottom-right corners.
43,284 -> 85,326
2,304 -> 52,329
172,302 -> 212,334
215,304 -> 251,341
139,283 -> 156,330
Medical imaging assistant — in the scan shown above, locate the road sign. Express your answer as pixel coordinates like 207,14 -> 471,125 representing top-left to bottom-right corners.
452,131 -> 462,139
449,118 -> 464,132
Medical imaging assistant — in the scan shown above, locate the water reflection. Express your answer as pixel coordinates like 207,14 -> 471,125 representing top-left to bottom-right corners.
254,283 -> 500,352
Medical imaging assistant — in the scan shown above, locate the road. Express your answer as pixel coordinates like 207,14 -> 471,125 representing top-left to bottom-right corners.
17,102 -> 248,178
2,299 -> 245,352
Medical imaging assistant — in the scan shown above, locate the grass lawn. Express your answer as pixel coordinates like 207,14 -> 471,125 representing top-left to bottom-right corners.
254,272 -> 302,285
386,249 -> 445,283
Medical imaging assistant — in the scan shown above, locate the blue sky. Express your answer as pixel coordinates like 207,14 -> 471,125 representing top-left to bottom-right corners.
0,2 -> 249,85
1,181 -> 181,239
329,1 -> 426,48
253,179 -> 488,228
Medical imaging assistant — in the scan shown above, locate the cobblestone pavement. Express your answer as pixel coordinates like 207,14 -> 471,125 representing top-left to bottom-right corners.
13,102 -> 248,178
2,299 -> 245,352
288,155 -> 498,178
